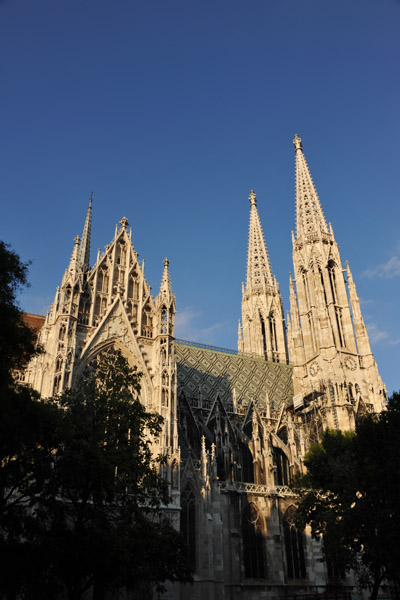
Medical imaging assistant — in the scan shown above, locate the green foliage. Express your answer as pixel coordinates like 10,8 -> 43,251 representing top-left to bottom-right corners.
0,242 -> 61,599
30,351 -> 192,599
0,241 -> 37,385
0,243 -> 192,598
295,397 -> 400,598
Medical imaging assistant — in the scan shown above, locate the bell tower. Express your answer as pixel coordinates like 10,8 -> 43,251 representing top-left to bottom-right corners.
288,135 -> 386,429
238,190 -> 288,363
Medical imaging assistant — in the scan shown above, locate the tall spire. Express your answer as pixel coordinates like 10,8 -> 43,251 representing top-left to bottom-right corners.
246,190 -> 273,290
79,193 -> 92,271
290,135 -> 387,427
240,190 -> 288,363
294,134 -> 329,240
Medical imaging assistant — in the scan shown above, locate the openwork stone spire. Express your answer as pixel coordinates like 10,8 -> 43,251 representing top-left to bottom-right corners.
79,194 -> 92,271
294,134 -> 329,239
240,190 -> 288,363
246,190 -> 273,290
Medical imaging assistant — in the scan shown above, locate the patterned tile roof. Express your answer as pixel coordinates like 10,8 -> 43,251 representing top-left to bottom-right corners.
175,342 -> 293,411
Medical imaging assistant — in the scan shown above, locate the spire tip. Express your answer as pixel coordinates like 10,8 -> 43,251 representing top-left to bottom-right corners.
293,133 -> 302,152
249,190 -> 257,206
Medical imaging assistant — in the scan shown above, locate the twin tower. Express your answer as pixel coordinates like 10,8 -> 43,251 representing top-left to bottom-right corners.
239,134 -> 386,428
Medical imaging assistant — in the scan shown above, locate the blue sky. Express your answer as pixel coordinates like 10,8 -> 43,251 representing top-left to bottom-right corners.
1,0 -> 399,393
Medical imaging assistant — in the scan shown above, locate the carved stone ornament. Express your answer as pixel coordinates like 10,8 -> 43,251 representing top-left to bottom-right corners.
345,356 -> 357,371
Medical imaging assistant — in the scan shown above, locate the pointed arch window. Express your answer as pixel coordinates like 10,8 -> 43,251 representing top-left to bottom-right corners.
308,313 -> 317,354
161,370 -> 169,407
161,306 -> 168,334
319,267 -> 328,305
59,324 -> 66,342
327,260 -> 338,305
53,374 -> 62,395
335,307 -> 345,347
141,307 -> 152,338
274,447 -> 290,486
348,383 -> 354,403
242,503 -> 266,578
238,440 -> 254,483
260,313 -> 268,359
283,506 -> 307,580
180,485 -> 196,570
269,312 -> 278,361
301,269 -> 311,310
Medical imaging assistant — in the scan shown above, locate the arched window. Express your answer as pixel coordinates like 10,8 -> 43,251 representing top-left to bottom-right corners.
274,447 -> 290,486
180,485 -> 196,570
242,503 -> 266,578
319,267 -> 328,305
141,307 -> 152,337
161,307 -> 167,334
328,260 -> 337,304
348,383 -> 354,403
239,439 -> 254,483
260,313 -> 268,359
59,324 -> 66,342
301,269 -> 311,310
283,506 -> 307,580
269,312 -> 278,361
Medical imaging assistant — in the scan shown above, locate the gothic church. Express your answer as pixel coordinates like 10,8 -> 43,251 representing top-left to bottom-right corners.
25,135 -> 387,599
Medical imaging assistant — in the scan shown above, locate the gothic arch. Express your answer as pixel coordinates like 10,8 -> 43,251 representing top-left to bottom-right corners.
283,505 -> 307,580
242,502 -> 266,579
75,340 -> 150,407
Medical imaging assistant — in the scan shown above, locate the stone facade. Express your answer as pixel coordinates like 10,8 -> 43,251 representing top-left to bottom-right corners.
24,136 -> 386,599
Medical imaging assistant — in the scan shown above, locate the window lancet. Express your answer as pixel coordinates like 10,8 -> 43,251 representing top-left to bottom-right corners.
269,312 -> 278,360
319,267 -> 328,305
283,506 -> 307,580
328,260 -> 337,305
242,503 -> 266,578
260,313 -> 268,359
274,447 -> 290,486
180,485 -> 196,570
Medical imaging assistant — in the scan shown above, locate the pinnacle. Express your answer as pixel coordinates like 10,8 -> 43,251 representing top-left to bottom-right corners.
120,216 -> 129,229
79,195 -> 93,271
159,257 -> 172,296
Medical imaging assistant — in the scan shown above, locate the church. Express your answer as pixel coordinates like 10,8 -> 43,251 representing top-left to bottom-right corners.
24,135 -> 387,599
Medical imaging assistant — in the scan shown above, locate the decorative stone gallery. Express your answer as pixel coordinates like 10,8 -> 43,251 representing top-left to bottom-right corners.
24,136 -> 387,599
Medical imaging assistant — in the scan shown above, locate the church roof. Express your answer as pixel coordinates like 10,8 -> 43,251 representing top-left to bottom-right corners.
175,341 -> 293,413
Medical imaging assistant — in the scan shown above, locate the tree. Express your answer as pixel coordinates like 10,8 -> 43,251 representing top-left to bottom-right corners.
0,241 -> 37,385
295,396 -> 400,600
0,241 -> 59,600
31,350 -> 192,600
0,243 -> 191,599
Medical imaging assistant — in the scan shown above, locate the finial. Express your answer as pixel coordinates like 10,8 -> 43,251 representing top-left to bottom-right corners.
89,191 -> 93,206
293,133 -> 302,152
163,257 -> 169,267
249,189 -> 257,206
120,216 -> 129,229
